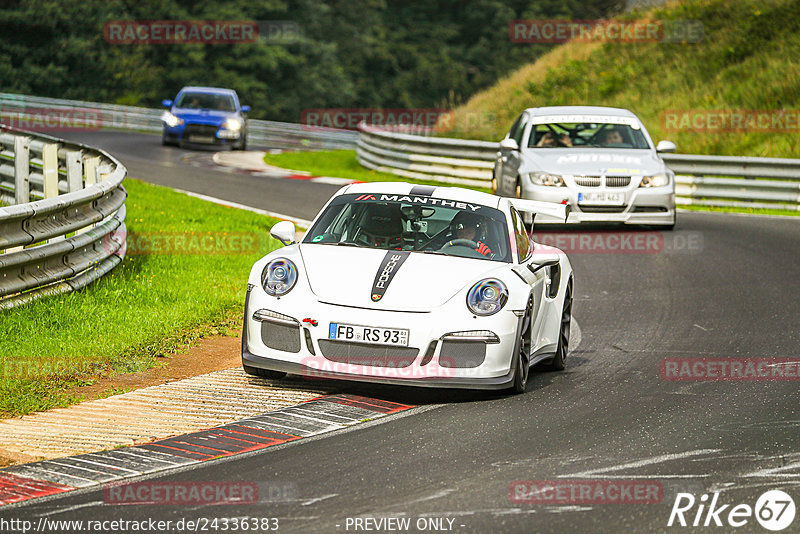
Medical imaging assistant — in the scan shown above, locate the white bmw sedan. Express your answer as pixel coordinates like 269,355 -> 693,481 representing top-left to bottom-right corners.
493,106 -> 676,229
242,182 -> 574,393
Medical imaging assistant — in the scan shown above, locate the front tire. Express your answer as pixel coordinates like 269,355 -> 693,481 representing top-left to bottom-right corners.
546,280 -> 572,371
510,296 -> 533,394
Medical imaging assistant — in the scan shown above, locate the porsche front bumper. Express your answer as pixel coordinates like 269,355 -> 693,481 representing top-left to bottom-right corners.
241,287 -> 524,390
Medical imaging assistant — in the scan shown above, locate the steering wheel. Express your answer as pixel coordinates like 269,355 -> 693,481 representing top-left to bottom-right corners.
440,239 -> 479,250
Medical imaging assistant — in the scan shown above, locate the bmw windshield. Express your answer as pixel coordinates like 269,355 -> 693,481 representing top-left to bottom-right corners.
303,193 -> 511,262
528,119 -> 650,149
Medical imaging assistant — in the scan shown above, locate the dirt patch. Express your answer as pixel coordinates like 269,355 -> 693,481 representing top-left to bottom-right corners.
67,333 -> 242,402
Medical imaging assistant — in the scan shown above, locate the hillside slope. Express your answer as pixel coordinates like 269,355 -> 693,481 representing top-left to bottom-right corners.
443,0 -> 800,158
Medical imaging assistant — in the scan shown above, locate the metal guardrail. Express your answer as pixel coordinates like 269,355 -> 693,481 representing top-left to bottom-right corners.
0,126 -> 127,309
357,124 -> 800,210
0,92 -> 358,152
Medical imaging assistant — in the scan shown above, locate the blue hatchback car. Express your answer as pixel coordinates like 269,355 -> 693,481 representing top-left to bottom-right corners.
161,87 -> 250,150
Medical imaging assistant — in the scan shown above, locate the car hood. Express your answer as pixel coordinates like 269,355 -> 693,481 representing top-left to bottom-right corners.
522,148 -> 665,175
172,108 -> 238,125
299,244 -> 504,312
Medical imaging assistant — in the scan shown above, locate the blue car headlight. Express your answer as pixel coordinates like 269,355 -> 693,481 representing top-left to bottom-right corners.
466,278 -> 508,316
161,111 -> 183,128
223,118 -> 243,131
261,258 -> 298,296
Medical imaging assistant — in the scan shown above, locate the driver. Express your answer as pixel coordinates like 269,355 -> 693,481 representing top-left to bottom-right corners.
599,128 -> 624,145
448,211 -> 493,257
536,131 -> 572,147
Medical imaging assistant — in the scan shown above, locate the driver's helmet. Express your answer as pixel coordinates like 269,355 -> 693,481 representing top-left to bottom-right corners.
450,211 -> 485,240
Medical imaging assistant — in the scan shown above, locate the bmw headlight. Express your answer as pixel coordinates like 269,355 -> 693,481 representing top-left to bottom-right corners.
161,111 -> 183,128
224,118 -> 243,131
529,172 -> 565,187
466,279 -> 508,316
639,172 -> 670,188
261,258 -> 298,296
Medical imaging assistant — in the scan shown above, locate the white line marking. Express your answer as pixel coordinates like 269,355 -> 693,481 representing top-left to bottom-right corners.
693,324 -> 709,331
563,449 -> 720,478
745,460 -> 800,478
171,188 -> 312,228
37,501 -> 104,516
406,488 -> 455,505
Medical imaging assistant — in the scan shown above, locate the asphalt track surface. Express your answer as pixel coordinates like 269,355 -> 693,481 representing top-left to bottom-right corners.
4,131 -> 800,533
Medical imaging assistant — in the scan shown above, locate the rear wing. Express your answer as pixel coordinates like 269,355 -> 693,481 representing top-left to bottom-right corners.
509,198 -> 570,223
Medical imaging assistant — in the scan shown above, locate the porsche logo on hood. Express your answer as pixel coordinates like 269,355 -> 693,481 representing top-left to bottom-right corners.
370,251 -> 410,302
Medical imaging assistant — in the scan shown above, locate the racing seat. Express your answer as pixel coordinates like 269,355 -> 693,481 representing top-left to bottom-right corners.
354,203 -> 404,249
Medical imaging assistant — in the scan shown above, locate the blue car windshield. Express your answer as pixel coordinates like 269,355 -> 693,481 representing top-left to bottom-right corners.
303,193 -> 511,262
176,93 -> 236,112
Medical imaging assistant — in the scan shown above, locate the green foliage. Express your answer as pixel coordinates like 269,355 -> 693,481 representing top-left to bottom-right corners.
445,0 -> 800,159
0,0 -> 624,122
0,179 -> 282,417
262,149 -> 490,192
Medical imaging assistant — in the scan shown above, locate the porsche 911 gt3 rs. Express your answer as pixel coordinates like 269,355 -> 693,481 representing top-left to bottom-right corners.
242,183 -> 574,393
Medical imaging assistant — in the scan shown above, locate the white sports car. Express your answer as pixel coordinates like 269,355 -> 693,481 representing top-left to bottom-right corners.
242,183 -> 574,393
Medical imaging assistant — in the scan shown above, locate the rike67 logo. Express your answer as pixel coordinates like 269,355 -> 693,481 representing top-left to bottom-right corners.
668,490 -> 795,531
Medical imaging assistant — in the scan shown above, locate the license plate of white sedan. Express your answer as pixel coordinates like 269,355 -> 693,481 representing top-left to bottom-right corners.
328,323 -> 409,347
578,192 -> 624,205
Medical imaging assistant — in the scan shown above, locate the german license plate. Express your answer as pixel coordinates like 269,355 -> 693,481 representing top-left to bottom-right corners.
578,192 -> 625,205
188,135 -> 214,143
328,323 -> 409,347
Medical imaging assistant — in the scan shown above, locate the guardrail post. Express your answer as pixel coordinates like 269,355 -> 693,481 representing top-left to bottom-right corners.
42,143 -> 59,199
83,156 -> 99,186
66,150 -> 83,192
76,155 -> 101,234
14,136 -> 30,205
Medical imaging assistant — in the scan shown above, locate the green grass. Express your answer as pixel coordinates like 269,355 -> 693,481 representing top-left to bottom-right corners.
678,204 -> 800,217
263,149 -> 491,193
442,0 -> 800,160
0,179 -> 282,417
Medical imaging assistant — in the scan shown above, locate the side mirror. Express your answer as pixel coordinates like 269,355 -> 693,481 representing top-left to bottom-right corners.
656,140 -> 676,153
162,99 -> 173,108
270,220 -> 296,246
528,252 -> 560,273
499,138 -> 519,151
241,105 -> 251,113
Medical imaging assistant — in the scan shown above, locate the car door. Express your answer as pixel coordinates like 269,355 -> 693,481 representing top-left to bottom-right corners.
498,113 -> 527,197
509,207 -> 548,354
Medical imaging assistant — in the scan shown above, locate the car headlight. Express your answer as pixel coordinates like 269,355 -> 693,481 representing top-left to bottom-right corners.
529,172 -> 565,187
466,279 -> 508,316
261,258 -> 298,296
639,172 -> 670,188
161,111 -> 183,128
224,118 -> 243,131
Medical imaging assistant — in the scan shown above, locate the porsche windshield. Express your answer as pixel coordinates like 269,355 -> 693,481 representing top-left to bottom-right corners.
528,121 -> 650,149
303,194 -> 511,262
